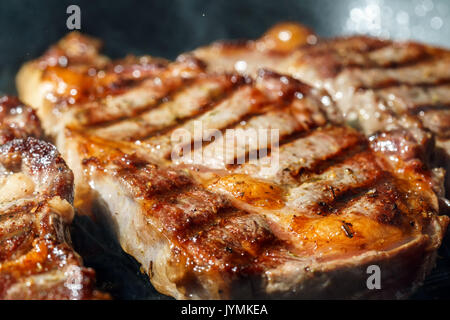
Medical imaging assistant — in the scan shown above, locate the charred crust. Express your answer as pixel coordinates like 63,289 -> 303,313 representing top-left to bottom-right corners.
176,54 -> 207,71
341,221 -> 354,238
0,96 -> 42,144
0,202 -> 104,299
0,138 -> 74,202
0,135 -> 105,299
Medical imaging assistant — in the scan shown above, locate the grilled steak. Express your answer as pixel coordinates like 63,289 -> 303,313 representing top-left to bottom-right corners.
191,22 -> 450,199
0,96 -> 106,299
16,32 -> 449,299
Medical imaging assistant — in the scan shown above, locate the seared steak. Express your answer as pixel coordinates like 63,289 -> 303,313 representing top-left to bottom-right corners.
0,96 -> 106,299
191,23 -> 450,198
16,32 -> 449,299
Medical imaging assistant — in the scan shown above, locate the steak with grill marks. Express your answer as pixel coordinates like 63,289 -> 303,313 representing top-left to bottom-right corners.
0,96 -> 107,299
190,22 -> 450,200
16,32 -> 449,299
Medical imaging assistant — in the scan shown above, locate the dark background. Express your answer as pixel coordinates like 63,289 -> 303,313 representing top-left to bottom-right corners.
1,0 -> 449,94
0,0 -> 449,299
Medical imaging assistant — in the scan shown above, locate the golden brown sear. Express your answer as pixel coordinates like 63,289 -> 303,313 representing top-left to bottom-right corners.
0,96 -> 107,300
16,30 -> 449,299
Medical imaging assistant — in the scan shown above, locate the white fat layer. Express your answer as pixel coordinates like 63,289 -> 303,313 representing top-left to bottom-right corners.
0,173 -> 35,204
91,176 -> 187,298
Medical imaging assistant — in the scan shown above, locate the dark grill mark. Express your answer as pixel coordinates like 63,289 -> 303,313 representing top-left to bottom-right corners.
182,213 -> 288,275
170,110 -> 269,161
293,142 -> 368,183
82,77 -> 196,128
181,205 -> 242,241
232,125 -> 326,167
228,119 -> 315,169
133,81 -> 244,141
347,49 -> 432,70
310,41 -> 438,80
357,77 -> 450,91
409,103 -> 450,115
314,176 -> 388,217
292,150 -> 388,217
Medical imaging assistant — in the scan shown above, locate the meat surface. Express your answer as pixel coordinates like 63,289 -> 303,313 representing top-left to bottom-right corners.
0,96 -> 106,299
16,32 -> 449,299
191,23 -> 450,198
0,96 -> 42,144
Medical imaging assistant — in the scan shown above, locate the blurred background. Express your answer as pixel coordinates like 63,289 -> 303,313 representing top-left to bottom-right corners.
0,0 -> 449,299
0,0 -> 449,94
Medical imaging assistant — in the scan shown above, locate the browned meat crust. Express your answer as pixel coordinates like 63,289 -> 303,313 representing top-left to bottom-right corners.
191,23 -> 450,199
16,32 -> 449,299
0,96 -> 42,144
0,97 -> 107,299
